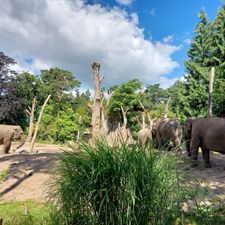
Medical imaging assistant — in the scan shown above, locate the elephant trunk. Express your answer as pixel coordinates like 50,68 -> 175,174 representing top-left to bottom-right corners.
16,134 -> 26,149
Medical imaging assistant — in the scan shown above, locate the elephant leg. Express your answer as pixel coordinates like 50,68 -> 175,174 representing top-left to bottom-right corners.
172,137 -> 181,153
190,137 -> 200,167
2,138 -> 11,154
202,148 -> 211,168
186,139 -> 191,157
156,132 -> 162,149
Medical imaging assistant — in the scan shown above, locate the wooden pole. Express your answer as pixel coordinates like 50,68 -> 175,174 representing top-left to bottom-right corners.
208,67 -> 215,117
30,94 -> 51,153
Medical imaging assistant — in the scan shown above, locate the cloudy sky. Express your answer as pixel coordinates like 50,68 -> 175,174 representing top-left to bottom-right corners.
0,0 -> 223,90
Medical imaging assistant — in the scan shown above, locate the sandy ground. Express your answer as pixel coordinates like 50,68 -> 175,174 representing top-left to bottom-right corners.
0,142 -> 225,205
0,142 -> 63,202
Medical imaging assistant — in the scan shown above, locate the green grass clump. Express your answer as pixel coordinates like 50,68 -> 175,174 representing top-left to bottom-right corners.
0,200 -> 51,225
50,141 -> 188,225
0,169 -> 8,183
183,205 -> 225,225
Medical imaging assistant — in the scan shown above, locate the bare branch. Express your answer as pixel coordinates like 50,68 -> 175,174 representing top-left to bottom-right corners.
26,109 -> 31,116
30,95 -> 51,153
100,76 -> 105,83
137,117 -> 142,127
164,97 -> 171,119
138,100 -> 146,112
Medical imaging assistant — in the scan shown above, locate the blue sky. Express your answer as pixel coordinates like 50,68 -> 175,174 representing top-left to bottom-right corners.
0,0 -> 223,90
88,0 -> 223,79
134,0 -> 223,80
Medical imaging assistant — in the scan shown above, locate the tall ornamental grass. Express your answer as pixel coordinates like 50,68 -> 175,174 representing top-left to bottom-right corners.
50,141 -> 187,225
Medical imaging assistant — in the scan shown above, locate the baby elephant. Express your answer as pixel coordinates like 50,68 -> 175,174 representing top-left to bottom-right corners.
0,125 -> 25,154
155,119 -> 182,151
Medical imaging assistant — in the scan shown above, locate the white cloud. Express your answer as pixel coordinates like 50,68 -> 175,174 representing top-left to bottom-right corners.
159,76 -> 178,89
149,8 -> 156,16
0,0 -> 180,89
116,0 -> 132,6
163,35 -> 174,44
183,38 -> 191,45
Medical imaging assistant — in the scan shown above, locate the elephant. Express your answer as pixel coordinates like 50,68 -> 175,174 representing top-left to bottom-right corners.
0,125 -> 25,154
154,119 -> 182,151
138,127 -> 152,145
184,117 -> 225,168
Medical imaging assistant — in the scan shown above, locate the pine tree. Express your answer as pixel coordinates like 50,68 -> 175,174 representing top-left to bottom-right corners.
183,10 -> 211,117
211,4 -> 225,116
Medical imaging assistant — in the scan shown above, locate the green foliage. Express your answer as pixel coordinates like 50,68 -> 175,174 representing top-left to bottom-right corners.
50,141 -> 189,225
38,103 -> 84,143
0,52 -> 24,124
17,72 -> 39,107
107,79 -> 142,115
182,205 -> 225,225
16,67 -> 91,143
107,79 -> 142,133
0,200 -> 51,225
39,68 -> 80,102
168,5 -> 225,119
142,84 -> 171,119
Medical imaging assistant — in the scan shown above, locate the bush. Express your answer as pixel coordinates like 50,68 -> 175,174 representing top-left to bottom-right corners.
50,141 -> 188,225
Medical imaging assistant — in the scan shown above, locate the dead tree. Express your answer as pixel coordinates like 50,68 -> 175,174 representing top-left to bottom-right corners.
208,67 -> 215,117
101,106 -> 109,136
30,94 -> 51,153
88,63 -> 104,139
137,101 -> 153,144
76,115 -> 82,142
26,96 -> 36,142
164,97 -> 171,119
119,106 -> 133,143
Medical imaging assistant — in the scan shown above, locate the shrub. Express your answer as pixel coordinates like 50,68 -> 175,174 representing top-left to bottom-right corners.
50,141 -> 188,225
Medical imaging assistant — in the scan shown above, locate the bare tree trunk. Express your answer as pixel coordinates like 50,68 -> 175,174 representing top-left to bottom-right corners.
208,67 -> 215,117
101,107 -> 108,135
26,96 -> 36,142
30,95 -> 51,153
120,106 -> 127,129
89,62 -> 104,139
164,97 -> 171,119
76,115 -> 81,142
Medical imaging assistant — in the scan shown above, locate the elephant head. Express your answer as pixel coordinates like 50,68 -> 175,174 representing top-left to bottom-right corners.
183,118 -> 195,140
12,126 -> 26,149
183,118 -> 196,157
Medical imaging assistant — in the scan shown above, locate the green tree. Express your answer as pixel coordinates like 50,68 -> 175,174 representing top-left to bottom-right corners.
107,79 -> 142,129
17,72 -> 39,107
211,5 -> 225,116
141,84 -> 169,118
0,52 -> 24,124
39,67 -> 80,103
183,10 -> 211,117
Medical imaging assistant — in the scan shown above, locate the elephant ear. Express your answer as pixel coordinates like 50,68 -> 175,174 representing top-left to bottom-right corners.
13,126 -> 23,138
185,119 -> 193,135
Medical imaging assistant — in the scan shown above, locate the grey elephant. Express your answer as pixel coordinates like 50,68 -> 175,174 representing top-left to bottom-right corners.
138,127 -> 152,145
184,117 -> 225,168
0,125 -> 26,154
154,119 -> 182,151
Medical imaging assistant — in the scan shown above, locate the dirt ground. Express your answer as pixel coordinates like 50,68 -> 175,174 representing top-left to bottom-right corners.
0,142 -> 63,202
0,142 -> 225,205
